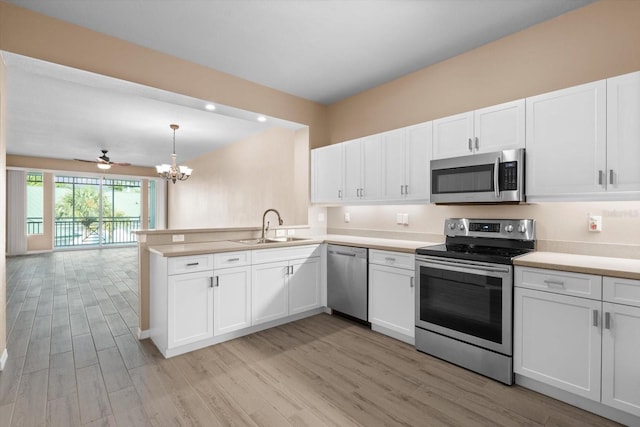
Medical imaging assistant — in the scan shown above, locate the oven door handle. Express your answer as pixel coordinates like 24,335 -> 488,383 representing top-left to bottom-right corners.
418,257 -> 511,274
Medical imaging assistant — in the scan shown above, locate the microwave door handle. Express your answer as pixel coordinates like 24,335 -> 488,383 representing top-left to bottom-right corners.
493,157 -> 500,199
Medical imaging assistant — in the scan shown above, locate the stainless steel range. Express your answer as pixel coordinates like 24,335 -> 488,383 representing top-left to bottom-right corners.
415,218 -> 535,385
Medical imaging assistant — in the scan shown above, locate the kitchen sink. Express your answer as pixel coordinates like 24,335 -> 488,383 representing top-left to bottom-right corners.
231,237 -> 309,245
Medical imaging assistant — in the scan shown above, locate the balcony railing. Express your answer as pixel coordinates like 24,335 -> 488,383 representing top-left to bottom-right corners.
27,217 -> 43,235
54,216 -> 140,247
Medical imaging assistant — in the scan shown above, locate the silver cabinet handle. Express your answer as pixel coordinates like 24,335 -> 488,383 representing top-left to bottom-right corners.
605,312 -> 611,330
598,170 -> 604,186
356,188 -> 360,197
336,251 -> 356,257
400,185 -> 404,195
360,188 -> 364,197
215,276 -> 220,287
290,265 -> 294,275
209,277 -> 214,288
227,257 -> 240,262
338,189 -> 342,198
384,257 -> 396,263
468,138 -> 472,152
544,279 -> 565,287
593,309 -> 599,327
410,277 -> 414,288
284,266 -> 289,276
186,262 -> 199,266
609,170 -> 614,185
474,137 -> 479,150
404,184 -> 409,195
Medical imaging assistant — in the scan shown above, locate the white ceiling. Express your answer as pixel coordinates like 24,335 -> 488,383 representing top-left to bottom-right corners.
3,0 -> 594,168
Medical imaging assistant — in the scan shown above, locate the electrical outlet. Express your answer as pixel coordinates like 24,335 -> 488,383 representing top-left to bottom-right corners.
588,214 -> 602,232
172,234 -> 185,242
275,229 -> 286,237
344,212 -> 351,223
396,213 -> 403,224
403,213 -> 409,225
287,229 -> 295,236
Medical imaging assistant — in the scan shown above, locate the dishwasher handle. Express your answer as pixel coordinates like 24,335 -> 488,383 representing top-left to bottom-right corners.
335,251 -> 357,257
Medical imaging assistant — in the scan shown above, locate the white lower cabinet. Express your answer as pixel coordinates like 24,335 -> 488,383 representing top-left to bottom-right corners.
514,287 -> 601,400
167,270 -> 214,348
368,250 -> 415,344
252,261 -> 290,325
252,245 -> 322,326
515,266 -> 640,420
213,265 -> 252,336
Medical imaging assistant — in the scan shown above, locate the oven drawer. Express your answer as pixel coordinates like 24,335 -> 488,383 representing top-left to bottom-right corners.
515,267 -> 602,300
369,250 -> 414,270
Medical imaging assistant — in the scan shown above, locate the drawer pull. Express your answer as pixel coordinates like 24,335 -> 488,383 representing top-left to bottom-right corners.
227,257 -> 240,262
543,279 -> 564,287
605,312 -> 611,330
410,277 -> 414,288
186,262 -> 200,267
593,309 -> 599,327
385,257 -> 396,263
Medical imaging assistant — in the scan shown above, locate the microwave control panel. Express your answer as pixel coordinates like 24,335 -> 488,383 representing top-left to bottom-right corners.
499,161 -> 518,190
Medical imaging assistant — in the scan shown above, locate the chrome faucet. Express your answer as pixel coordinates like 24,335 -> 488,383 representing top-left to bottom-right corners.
261,208 -> 284,241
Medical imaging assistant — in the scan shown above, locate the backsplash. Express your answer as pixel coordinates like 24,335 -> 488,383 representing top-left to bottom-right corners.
326,201 -> 640,259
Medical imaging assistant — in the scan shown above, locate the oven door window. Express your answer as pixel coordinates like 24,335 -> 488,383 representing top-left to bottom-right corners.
432,164 -> 494,195
419,266 -> 503,344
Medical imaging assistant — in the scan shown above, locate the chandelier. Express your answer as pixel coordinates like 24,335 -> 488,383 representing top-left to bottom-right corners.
156,124 -> 193,183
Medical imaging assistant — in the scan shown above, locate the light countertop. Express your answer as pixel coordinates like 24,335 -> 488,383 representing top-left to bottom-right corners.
147,234 -> 439,257
515,251 -> 640,281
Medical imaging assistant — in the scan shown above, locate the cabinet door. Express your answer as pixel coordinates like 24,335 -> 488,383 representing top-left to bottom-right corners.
342,139 -> 362,201
607,71 -> 640,194
312,144 -> 343,203
214,266 -> 251,336
369,264 -> 415,340
432,111 -> 473,159
289,257 -> 321,315
601,302 -> 640,417
251,261 -> 289,326
381,128 -> 407,199
404,122 -> 432,201
473,99 -> 525,154
361,135 -> 382,200
167,270 -> 213,348
526,80 -> 607,199
514,288 -> 601,400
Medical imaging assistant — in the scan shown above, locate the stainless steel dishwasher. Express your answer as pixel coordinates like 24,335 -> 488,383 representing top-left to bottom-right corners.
327,244 -> 368,322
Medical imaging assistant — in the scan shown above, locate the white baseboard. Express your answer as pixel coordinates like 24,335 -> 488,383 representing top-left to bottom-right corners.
0,349 -> 8,371
137,328 -> 151,340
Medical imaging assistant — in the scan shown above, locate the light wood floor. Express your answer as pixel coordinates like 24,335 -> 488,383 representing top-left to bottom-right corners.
1,248 -> 622,426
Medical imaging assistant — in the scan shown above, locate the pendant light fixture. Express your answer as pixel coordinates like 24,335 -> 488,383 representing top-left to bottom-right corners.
156,124 -> 193,183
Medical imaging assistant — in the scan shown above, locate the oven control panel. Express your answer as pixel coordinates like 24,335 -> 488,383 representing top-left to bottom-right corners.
444,218 -> 535,241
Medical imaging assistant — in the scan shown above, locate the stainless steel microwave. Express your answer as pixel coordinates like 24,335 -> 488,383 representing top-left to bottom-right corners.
430,148 -> 525,203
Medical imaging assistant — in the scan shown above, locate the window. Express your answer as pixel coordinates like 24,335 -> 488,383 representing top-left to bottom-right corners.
26,172 -> 43,235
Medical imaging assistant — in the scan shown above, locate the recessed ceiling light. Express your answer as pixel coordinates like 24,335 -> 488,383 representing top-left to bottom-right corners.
257,116 -> 267,122
205,103 -> 216,111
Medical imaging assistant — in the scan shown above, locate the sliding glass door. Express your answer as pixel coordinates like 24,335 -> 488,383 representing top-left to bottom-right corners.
54,175 -> 142,248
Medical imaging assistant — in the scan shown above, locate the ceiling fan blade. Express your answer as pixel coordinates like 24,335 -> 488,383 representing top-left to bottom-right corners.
73,158 -> 99,163
110,162 -> 131,166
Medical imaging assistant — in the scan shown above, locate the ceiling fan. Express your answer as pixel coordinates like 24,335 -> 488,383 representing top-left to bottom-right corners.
74,150 -> 131,170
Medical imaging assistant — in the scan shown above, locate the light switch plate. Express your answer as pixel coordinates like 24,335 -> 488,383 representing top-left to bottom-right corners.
172,234 -> 185,242
287,229 -> 295,236
275,229 -> 286,237
396,213 -> 403,224
344,212 -> 351,223
403,213 -> 409,225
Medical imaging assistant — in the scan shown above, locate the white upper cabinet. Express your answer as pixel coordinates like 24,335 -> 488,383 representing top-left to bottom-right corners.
311,143 -> 343,203
526,80 -> 608,200
381,122 -> 432,201
432,99 -> 524,160
342,135 -> 382,202
606,71 -> 640,194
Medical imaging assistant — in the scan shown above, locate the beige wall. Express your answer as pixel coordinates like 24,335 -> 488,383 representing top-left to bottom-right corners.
323,0 -> 640,259
168,126 -> 309,228
0,53 -> 7,358
326,0 -> 640,144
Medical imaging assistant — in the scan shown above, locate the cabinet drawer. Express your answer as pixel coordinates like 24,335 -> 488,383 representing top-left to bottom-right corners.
252,244 -> 320,264
213,251 -> 251,269
167,254 -> 214,275
515,267 -> 602,300
369,250 -> 414,270
603,276 -> 640,307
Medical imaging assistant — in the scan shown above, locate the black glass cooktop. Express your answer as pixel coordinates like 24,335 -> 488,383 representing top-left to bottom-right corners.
416,243 -> 533,265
